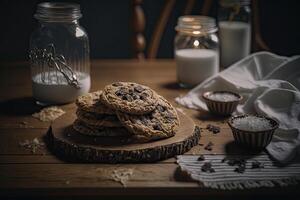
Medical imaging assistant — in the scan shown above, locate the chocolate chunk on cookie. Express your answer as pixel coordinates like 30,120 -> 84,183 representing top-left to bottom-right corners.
100,82 -> 158,114
76,91 -> 115,115
73,119 -> 131,137
117,95 -> 179,142
76,109 -> 122,127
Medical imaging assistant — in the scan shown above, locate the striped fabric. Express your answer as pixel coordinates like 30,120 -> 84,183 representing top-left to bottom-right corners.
177,155 -> 300,190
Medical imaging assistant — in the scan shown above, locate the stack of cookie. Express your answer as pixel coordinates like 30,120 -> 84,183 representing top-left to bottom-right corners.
73,82 -> 179,142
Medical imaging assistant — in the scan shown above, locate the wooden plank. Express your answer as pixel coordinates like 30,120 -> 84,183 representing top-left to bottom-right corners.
0,126 -> 252,164
2,60 -> 291,197
0,163 -> 298,197
0,163 -> 189,188
0,103 -> 75,129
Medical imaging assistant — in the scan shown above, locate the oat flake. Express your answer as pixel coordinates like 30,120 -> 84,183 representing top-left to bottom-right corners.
32,106 -> 65,122
111,168 -> 134,187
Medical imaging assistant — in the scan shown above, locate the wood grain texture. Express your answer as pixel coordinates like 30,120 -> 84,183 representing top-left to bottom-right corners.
0,60 -> 297,198
147,0 -> 175,59
48,111 -> 200,163
132,0 -> 146,59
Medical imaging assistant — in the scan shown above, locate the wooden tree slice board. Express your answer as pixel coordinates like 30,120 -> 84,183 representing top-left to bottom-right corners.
47,111 -> 201,163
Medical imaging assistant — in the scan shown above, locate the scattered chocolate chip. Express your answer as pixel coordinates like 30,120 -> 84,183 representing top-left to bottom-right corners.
197,155 -> 205,161
157,105 -> 165,112
153,123 -> 163,131
128,89 -> 134,93
165,112 -> 176,119
225,158 -> 247,173
251,160 -> 264,169
112,82 -> 123,87
115,88 -> 127,97
227,158 -> 246,166
134,85 -> 145,93
198,143 -> 204,146
234,165 -> 246,173
132,94 -> 139,100
140,118 -> 148,125
227,159 -> 236,166
125,94 -> 133,102
201,162 -> 215,173
140,93 -> 148,100
204,141 -> 214,151
206,124 -> 220,134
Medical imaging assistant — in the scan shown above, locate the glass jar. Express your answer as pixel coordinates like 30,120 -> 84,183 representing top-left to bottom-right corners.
175,16 -> 219,88
218,0 -> 251,67
29,2 -> 90,105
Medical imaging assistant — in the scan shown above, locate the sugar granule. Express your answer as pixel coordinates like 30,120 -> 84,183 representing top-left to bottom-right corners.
232,116 -> 273,132
208,93 -> 239,102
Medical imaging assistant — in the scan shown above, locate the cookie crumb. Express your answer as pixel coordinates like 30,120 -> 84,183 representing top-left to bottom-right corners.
18,121 -> 34,128
19,137 -> 44,153
65,180 -> 70,185
111,168 -> 134,187
32,106 -> 65,122
204,141 -> 214,151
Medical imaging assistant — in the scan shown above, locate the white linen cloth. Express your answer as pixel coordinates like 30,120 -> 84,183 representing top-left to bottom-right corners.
175,52 -> 300,164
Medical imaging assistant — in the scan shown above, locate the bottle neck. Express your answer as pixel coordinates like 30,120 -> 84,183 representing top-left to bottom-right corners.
176,16 -> 217,36
34,2 -> 82,23
39,20 -> 79,26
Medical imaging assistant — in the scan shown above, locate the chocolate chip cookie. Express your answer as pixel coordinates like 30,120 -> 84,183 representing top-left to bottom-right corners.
76,109 -> 122,127
76,91 -> 115,115
73,119 -> 131,137
117,95 -> 179,142
100,82 -> 158,115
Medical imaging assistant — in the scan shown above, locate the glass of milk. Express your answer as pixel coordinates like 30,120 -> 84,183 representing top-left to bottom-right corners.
174,16 -> 219,88
218,0 -> 251,68
29,2 -> 90,105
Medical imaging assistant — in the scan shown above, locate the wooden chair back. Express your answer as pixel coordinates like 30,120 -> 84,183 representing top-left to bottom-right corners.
131,0 -> 270,59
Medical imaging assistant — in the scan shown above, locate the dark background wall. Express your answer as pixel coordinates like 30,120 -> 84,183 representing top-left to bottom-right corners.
0,0 -> 299,61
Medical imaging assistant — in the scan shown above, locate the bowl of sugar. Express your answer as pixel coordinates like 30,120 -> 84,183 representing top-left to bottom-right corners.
202,91 -> 242,116
228,115 -> 279,150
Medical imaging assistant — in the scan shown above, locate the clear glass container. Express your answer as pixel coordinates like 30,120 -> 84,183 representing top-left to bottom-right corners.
175,16 -> 219,88
218,0 -> 251,67
29,2 -> 90,105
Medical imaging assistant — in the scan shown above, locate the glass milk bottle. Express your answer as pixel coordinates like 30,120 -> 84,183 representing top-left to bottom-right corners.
29,2 -> 90,105
175,16 -> 219,88
218,0 -> 251,67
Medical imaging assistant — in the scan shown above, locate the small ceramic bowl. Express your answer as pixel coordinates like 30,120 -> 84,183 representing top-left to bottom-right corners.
202,91 -> 242,116
228,114 -> 279,150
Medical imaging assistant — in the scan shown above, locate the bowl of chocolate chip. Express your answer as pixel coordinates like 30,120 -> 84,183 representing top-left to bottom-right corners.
202,91 -> 242,116
228,114 -> 279,150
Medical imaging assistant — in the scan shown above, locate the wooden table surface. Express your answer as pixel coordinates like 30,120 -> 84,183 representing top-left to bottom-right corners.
0,60 -> 298,199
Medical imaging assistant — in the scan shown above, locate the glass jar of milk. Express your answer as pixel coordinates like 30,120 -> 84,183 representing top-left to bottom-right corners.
218,0 -> 251,67
29,2 -> 90,105
175,16 -> 219,88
